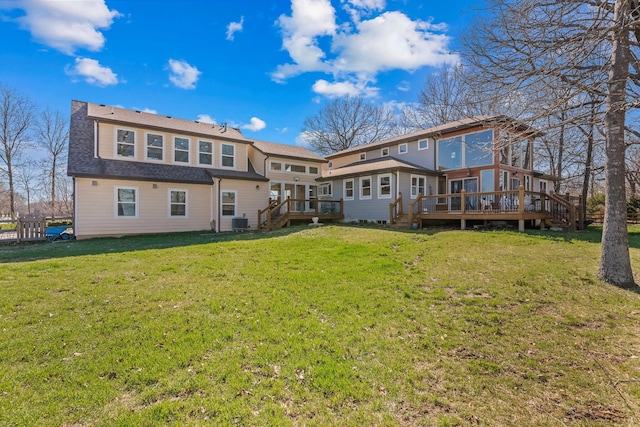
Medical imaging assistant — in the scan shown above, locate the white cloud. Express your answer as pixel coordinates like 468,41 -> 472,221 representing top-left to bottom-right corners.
272,0 -> 337,82
273,1 -> 459,98
226,16 -> 244,41
196,114 -> 216,124
341,0 -> 385,23
135,107 -> 157,114
168,59 -> 201,89
0,0 -> 120,55
241,117 -> 267,132
65,57 -> 118,86
397,80 -> 411,92
312,79 -> 378,98
295,131 -> 312,147
333,12 -> 459,74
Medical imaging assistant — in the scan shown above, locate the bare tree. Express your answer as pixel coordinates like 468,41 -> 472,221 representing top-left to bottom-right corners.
16,159 -> 40,215
462,0 -> 639,288
303,96 -> 396,155
0,84 -> 36,219
35,108 -> 69,218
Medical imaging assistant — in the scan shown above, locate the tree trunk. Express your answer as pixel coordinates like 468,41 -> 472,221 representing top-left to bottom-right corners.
51,157 -> 56,218
581,111 -> 595,225
598,0 -> 635,287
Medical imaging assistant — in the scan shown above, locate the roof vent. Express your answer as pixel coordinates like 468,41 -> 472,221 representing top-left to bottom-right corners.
166,115 -> 172,118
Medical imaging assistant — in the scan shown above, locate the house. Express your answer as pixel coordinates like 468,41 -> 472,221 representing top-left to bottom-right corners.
317,116 -> 580,230
68,100 -> 276,238
68,101 -> 578,238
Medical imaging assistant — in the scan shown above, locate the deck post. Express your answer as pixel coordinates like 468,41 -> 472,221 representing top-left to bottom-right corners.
461,219 -> 466,230
518,185 -> 525,214
460,189 -> 466,214
519,220 -> 525,232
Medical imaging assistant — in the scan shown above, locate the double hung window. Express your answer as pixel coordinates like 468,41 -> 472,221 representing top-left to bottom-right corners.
174,137 -> 189,163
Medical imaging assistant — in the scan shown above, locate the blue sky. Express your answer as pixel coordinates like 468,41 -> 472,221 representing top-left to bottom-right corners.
0,0 -> 480,147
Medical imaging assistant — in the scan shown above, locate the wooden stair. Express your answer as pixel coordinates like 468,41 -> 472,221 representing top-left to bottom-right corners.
389,214 -> 412,229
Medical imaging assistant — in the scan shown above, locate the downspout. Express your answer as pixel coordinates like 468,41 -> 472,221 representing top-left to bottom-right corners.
217,177 -> 222,233
93,120 -> 99,158
263,154 -> 270,179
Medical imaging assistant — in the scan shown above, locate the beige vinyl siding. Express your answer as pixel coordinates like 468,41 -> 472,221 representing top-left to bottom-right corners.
216,180 -> 269,231
266,158 -> 321,185
324,152 -> 362,171
96,122 -> 249,171
248,145 -> 266,175
74,178 -> 214,239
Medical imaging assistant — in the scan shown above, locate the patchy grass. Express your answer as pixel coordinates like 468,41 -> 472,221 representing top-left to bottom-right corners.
1,225 -> 639,426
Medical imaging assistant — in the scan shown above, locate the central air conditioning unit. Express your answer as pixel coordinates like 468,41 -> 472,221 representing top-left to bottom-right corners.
232,216 -> 249,232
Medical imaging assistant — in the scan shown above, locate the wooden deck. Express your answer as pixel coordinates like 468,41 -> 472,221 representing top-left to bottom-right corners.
393,188 -> 583,231
259,198 -> 344,231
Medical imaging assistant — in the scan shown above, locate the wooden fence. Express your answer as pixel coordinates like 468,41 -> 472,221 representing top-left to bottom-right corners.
587,212 -> 640,224
0,216 -> 53,243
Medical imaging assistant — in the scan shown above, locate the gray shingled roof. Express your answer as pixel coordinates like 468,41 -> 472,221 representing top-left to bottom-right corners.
68,100 -> 267,184
87,102 -> 251,142
319,156 -> 440,181
251,139 -> 326,162
325,115 -> 538,159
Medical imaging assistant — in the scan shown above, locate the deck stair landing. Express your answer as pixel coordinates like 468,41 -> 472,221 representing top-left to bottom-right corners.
258,198 -> 344,231
388,214 -> 411,229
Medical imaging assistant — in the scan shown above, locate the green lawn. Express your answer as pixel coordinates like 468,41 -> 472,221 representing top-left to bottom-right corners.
1,225 -> 639,426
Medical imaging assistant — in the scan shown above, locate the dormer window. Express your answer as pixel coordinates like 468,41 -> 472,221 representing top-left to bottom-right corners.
116,129 -> 135,158
381,147 -> 389,157
174,137 -> 190,163
146,133 -> 163,160
398,143 -> 408,154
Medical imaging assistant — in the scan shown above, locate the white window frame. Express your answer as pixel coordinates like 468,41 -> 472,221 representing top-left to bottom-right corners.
270,161 -> 282,171
344,179 -> 354,201
198,140 -> 213,166
221,143 -> 235,168
378,174 -> 392,199
115,129 -> 136,159
221,190 -> 236,216
360,152 -> 366,161
174,137 -> 190,163
146,133 -> 164,161
115,186 -> 138,218
398,143 -> 408,155
418,139 -> 429,151
360,176 -> 372,200
169,189 -> 188,217
319,182 -> 332,196
381,147 -> 389,157
285,163 -> 306,173
410,175 -> 426,199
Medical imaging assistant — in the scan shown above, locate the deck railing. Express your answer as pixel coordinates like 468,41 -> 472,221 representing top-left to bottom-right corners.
406,187 -> 582,230
389,192 -> 403,224
258,198 -> 344,230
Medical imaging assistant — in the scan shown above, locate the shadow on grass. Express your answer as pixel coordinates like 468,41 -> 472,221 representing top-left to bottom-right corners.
523,224 -> 640,250
0,226 -> 310,263
0,222 -> 463,264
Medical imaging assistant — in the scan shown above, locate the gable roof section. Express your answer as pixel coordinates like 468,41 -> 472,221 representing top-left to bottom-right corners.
86,102 -> 251,143
319,156 -> 441,181
68,100 -> 267,184
325,115 -> 539,159
251,139 -> 326,163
